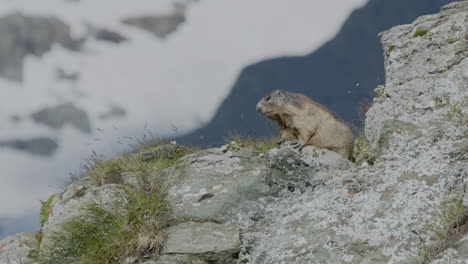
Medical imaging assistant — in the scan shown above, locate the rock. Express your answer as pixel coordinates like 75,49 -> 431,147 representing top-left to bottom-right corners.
237,2 -> 468,263
120,172 -> 141,187
0,13 -> 76,81
39,183 -> 128,254
0,137 -> 58,156
375,119 -> 422,152
31,102 -> 92,134
432,234 -> 468,264
263,144 -> 353,194
365,0 -> 468,147
0,232 -> 38,264
163,148 -> 271,223
145,255 -> 207,264
122,13 -> 185,39
162,222 -> 240,263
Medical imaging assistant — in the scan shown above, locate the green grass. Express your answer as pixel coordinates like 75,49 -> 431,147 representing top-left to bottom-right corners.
35,140 -> 197,263
445,100 -> 467,125
226,132 -> 279,154
434,94 -> 467,125
83,141 -> 198,186
417,200 -> 468,263
40,194 -> 56,226
413,29 -> 429,37
38,205 -> 125,264
447,38 -> 458,44
352,132 -> 375,165
38,183 -> 170,264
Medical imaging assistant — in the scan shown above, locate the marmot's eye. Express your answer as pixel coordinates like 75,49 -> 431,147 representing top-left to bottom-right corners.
266,96 -> 271,101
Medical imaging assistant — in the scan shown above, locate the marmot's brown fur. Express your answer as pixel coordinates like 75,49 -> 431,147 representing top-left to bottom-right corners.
256,90 -> 354,160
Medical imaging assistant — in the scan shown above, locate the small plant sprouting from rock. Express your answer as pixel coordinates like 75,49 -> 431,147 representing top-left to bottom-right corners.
446,100 -> 466,124
352,132 -> 375,165
39,194 -> 56,226
413,28 -> 429,37
447,38 -> 458,44
434,94 -> 467,125
32,195 -> 57,260
350,96 -> 376,165
419,199 -> 468,263
441,96 -> 467,125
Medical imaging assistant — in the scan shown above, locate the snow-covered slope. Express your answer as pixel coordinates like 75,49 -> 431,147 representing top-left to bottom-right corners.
0,0 -> 367,237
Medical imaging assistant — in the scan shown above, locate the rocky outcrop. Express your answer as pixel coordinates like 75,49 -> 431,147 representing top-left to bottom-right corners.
38,182 -> 128,256
163,147 -> 271,223
0,13 -> 75,81
1,2 -> 466,264
236,2 -> 467,263
0,232 -> 38,264
163,222 -> 240,263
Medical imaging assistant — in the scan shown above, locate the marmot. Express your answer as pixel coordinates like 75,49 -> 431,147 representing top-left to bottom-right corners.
256,90 -> 354,160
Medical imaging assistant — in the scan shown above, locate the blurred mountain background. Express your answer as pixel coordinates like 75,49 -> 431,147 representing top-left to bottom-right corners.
0,0 -> 456,238
179,0 -> 457,145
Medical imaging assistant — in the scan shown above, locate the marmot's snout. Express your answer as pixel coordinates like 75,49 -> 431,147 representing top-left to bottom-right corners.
256,102 -> 263,114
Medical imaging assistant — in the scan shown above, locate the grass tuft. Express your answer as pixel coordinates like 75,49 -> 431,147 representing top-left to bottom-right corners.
445,100 -> 467,125
388,45 -> 397,53
38,205 -> 126,264
40,194 -> 57,226
82,141 -> 198,186
35,135 -> 197,263
418,200 -> 468,263
226,132 -> 278,154
413,29 -> 429,37
38,183 -> 170,264
352,132 -> 375,165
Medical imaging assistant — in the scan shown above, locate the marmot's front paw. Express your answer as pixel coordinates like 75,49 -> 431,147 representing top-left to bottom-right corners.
291,141 -> 306,151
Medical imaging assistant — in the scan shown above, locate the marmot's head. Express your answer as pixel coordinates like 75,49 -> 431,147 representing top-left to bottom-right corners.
256,90 -> 290,120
